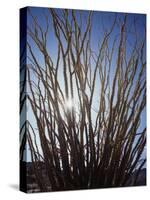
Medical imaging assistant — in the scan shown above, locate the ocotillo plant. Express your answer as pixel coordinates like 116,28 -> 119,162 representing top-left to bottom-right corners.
21,8 -> 146,192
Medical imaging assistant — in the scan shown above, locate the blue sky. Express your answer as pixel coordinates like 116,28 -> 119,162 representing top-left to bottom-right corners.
22,7 -> 146,163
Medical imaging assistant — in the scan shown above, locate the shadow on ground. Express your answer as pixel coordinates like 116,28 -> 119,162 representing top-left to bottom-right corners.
9,184 -> 19,191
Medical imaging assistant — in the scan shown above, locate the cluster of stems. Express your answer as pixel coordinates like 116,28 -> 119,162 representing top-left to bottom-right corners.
20,8 -> 146,191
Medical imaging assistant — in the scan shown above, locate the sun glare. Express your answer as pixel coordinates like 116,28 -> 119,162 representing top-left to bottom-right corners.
65,98 -> 74,110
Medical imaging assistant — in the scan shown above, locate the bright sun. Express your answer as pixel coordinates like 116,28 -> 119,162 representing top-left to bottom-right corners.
65,99 -> 73,109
